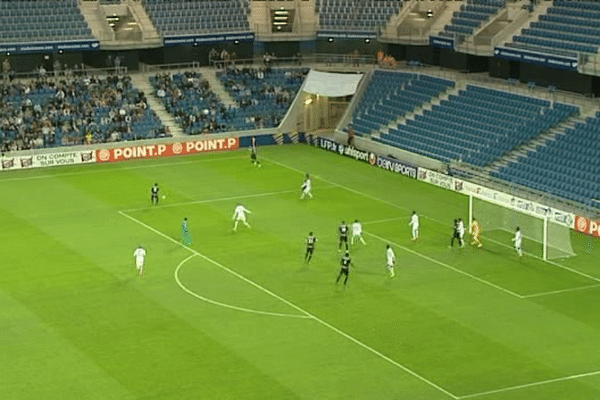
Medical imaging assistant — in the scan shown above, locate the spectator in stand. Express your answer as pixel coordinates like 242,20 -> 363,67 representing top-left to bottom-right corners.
2,58 -> 10,82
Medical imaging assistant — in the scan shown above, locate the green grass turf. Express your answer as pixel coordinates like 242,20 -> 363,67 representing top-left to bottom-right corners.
1,144 -> 600,399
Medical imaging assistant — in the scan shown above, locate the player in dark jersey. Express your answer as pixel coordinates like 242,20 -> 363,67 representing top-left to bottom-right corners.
336,252 -> 353,286
338,221 -> 349,252
250,136 -> 261,167
305,232 -> 317,264
151,183 -> 159,205
450,219 -> 461,247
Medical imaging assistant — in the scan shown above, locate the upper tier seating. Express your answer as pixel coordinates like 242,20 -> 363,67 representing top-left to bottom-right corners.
0,75 -> 166,151
373,84 -> 579,166
347,70 -> 455,136
143,0 -> 250,35
150,68 -> 307,134
217,66 -> 309,131
317,0 -> 401,32
493,111 -> 600,207
441,0 -> 505,37
509,0 -> 600,55
0,0 -> 93,43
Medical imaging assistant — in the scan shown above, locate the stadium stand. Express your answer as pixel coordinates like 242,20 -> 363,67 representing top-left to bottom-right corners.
151,72 -> 228,135
317,0 -> 401,33
0,74 -> 166,151
493,111 -> 600,207
373,84 -> 579,166
346,70 -> 455,137
0,0 -> 93,43
217,66 -> 309,131
509,0 -> 600,55
142,0 -> 250,36
151,67 -> 308,134
440,0 -> 505,37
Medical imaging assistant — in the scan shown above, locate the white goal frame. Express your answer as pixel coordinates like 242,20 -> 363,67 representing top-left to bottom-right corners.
469,194 -> 574,261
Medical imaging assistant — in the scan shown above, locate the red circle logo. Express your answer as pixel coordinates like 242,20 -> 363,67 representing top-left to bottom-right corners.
576,217 -> 588,232
98,149 -> 110,162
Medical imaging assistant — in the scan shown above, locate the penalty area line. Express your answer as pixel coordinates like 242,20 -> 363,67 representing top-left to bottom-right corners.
364,231 -> 524,299
118,210 -> 458,400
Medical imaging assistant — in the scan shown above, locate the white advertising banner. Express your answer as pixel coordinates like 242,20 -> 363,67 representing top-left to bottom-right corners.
417,167 -> 575,229
1,150 -> 96,171
303,70 -> 364,97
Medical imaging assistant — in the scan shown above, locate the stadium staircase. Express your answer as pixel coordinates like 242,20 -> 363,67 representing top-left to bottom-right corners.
130,74 -> 184,137
79,0 -> 161,49
486,107 -> 597,174
200,68 -> 238,109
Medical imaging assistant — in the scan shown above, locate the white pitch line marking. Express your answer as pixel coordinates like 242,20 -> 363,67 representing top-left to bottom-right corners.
521,284 -> 600,299
263,155 -> 600,294
118,210 -> 458,399
458,369 -> 600,399
121,184 -> 336,212
364,231 -> 523,298
484,236 -> 600,284
175,254 -> 311,318
0,155 -> 244,183
263,155 -> 522,299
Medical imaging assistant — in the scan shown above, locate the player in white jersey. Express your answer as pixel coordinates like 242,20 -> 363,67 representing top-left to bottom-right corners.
232,203 -> 252,232
409,211 -> 419,241
386,244 -> 396,278
512,226 -> 523,257
351,219 -> 366,245
300,173 -> 313,199
133,245 -> 146,278
457,218 -> 465,248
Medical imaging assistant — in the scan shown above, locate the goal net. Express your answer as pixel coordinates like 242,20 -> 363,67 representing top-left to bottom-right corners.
470,196 -> 575,260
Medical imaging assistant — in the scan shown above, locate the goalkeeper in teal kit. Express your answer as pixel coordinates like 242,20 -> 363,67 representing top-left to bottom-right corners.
182,217 -> 193,246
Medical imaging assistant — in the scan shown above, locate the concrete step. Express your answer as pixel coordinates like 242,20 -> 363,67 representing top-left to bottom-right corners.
130,73 -> 184,137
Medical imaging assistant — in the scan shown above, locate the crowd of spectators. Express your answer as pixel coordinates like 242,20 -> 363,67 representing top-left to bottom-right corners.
1,73 -> 165,152
152,71 -> 232,134
217,65 -> 308,130
151,66 -> 308,135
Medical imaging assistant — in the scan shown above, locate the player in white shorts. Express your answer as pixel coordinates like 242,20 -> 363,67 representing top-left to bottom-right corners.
512,226 -> 523,257
386,244 -> 396,278
232,203 -> 252,232
133,245 -> 146,278
300,173 -> 313,199
351,219 -> 366,245
409,211 -> 419,241
457,218 -> 465,248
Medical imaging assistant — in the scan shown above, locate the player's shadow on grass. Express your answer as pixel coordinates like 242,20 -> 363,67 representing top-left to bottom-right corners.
113,276 -> 136,291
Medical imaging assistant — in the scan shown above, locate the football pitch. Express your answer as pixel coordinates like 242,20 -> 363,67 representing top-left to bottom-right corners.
2,143 -> 600,400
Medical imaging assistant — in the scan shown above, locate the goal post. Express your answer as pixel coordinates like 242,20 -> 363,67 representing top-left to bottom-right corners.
469,194 -> 575,260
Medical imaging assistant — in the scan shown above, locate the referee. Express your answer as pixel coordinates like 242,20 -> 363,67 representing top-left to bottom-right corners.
336,251 -> 353,286
305,232 -> 317,264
